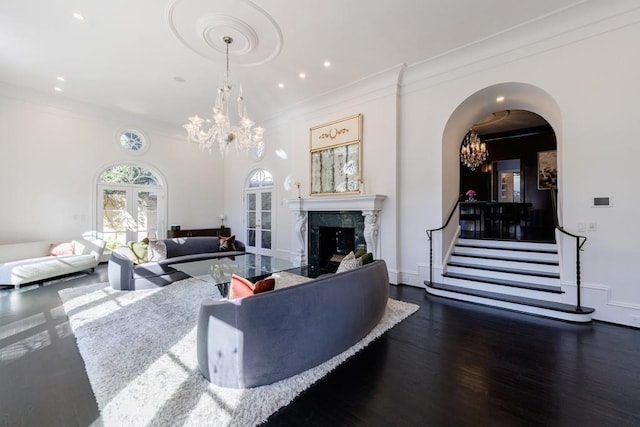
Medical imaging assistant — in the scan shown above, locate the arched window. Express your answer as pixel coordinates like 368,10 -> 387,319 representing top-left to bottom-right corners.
244,169 -> 274,255
97,164 -> 164,250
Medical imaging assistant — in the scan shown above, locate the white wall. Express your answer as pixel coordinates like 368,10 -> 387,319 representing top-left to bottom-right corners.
0,84 -> 225,244
398,9 -> 640,326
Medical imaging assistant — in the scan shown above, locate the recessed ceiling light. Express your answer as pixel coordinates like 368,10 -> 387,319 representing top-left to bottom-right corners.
54,87 -> 63,92
496,96 -> 505,102
323,61 -> 331,68
56,76 -> 65,82
298,72 -> 306,79
278,82 -> 285,89
73,12 -> 85,21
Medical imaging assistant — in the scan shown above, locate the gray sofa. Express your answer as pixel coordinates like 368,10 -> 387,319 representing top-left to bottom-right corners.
197,259 -> 389,388
108,236 -> 245,290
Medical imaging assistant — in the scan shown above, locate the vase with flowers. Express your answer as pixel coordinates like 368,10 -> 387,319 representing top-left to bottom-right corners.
465,189 -> 477,201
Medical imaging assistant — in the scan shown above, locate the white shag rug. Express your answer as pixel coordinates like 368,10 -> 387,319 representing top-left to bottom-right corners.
59,276 -> 419,426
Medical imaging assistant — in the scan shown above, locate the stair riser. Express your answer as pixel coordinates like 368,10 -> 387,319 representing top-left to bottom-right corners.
442,277 -> 563,301
446,266 -> 560,286
450,256 -> 559,273
454,247 -> 558,262
426,287 -> 593,323
457,240 -> 557,251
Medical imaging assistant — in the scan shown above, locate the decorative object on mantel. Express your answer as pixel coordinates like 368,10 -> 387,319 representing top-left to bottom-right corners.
465,189 -> 476,201
183,36 -> 265,157
460,128 -> 488,171
310,114 -> 362,195
218,213 -> 226,228
284,175 -> 302,198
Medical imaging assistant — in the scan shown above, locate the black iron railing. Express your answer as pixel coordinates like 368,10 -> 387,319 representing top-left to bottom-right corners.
424,195 -> 463,287
550,189 -> 587,312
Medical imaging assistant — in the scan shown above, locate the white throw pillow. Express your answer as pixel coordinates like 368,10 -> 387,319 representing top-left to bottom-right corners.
148,240 -> 167,261
336,251 -> 362,273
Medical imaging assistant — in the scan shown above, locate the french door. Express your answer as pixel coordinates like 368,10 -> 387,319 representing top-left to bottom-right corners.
98,184 -> 162,249
245,189 -> 273,255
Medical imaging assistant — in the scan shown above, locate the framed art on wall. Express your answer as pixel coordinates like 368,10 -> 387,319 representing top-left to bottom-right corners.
309,114 -> 362,195
537,150 -> 557,189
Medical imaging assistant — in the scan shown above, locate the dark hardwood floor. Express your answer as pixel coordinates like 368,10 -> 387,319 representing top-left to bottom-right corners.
1,265 -> 639,426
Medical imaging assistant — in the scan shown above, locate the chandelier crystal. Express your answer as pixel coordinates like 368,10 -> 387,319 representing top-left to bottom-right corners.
184,36 -> 264,157
460,129 -> 488,171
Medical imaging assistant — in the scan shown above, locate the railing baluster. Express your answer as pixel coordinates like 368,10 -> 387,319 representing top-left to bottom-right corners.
425,196 -> 462,288
551,189 -> 586,312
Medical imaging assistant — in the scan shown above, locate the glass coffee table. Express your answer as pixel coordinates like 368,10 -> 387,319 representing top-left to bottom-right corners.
169,252 -> 308,297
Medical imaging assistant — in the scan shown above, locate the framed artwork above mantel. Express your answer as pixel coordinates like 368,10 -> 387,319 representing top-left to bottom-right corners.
309,114 -> 362,195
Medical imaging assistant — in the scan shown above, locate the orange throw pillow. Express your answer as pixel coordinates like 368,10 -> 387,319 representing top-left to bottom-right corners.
228,275 -> 275,299
253,277 -> 275,294
229,274 -> 253,299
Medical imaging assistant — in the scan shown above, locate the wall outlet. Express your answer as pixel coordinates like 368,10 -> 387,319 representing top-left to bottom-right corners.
577,222 -> 586,232
588,221 -> 597,231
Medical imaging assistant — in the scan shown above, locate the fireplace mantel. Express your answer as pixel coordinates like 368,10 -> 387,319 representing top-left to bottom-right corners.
285,194 -> 386,212
286,194 -> 387,264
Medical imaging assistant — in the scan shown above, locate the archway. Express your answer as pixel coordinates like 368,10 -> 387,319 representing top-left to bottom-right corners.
459,109 -> 557,241
441,82 -> 562,245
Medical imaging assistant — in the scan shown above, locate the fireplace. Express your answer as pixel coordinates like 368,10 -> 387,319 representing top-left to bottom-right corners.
307,211 -> 365,272
286,194 -> 386,268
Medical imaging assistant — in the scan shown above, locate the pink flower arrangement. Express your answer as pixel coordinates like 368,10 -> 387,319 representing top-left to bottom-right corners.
465,189 -> 476,198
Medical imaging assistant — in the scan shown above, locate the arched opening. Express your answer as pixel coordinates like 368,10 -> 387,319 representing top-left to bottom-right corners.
458,109 -> 557,241
442,82 -> 562,247
244,168 -> 274,255
96,163 -> 166,250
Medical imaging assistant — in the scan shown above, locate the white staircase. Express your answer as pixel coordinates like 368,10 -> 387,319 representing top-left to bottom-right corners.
425,237 -> 594,322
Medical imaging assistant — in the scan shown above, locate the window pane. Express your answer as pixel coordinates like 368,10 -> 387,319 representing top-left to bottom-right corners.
247,193 -> 256,210
248,212 -> 256,228
261,230 -> 271,249
99,165 -> 159,186
248,230 -> 256,246
261,212 -> 271,230
261,192 -> 271,211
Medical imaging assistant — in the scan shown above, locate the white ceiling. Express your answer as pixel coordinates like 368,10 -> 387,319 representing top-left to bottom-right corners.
0,0 -> 597,129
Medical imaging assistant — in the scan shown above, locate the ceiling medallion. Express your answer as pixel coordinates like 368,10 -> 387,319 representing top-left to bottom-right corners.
167,0 -> 283,66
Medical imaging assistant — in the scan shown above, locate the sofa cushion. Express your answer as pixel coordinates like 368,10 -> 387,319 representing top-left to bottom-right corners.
148,240 -> 167,261
49,242 -> 75,256
336,251 -> 362,273
354,248 -> 367,258
253,277 -> 275,294
229,274 -> 254,299
360,252 -> 374,265
127,241 -> 148,264
218,235 -> 236,252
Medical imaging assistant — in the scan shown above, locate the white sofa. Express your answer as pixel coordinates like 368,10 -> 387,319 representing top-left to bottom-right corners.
0,238 -> 105,287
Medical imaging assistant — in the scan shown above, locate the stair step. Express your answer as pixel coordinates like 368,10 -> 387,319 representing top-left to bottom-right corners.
424,282 -> 594,322
442,272 -> 564,294
447,262 -> 560,279
456,242 -> 558,254
451,252 -> 559,266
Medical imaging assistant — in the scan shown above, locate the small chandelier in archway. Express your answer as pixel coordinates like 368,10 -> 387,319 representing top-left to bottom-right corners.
460,129 -> 488,171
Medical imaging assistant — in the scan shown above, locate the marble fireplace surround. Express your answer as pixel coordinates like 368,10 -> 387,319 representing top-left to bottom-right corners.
286,194 -> 386,264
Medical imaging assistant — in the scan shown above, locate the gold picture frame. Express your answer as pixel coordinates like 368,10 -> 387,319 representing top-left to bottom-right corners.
309,114 -> 362,195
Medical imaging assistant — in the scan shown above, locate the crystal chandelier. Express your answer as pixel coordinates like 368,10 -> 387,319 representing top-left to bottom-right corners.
184,36 -> 264,157
460,129 -> 488,171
